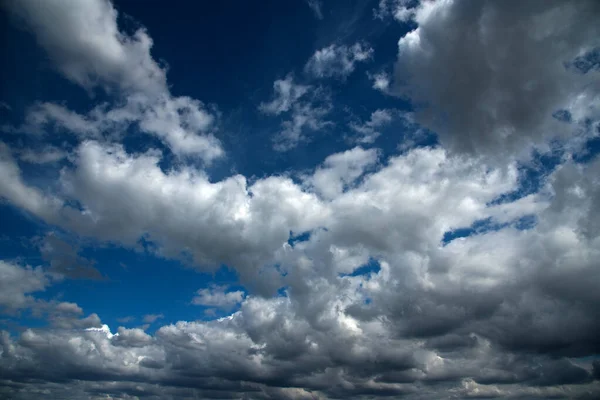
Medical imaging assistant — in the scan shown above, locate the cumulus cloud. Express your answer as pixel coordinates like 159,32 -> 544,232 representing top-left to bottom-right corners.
305,42 -> 374,79
368,70 -> 391,93
3,0 -> 223,161
2,0 -> 600,398
0,261 -> 48,312
192,284 -> 245,311
2,142 -> 600,397
391,0 -> 600,159
307,146 -> 380,199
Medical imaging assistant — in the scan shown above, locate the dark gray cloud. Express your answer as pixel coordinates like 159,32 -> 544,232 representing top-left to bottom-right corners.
391,0 -> 600,159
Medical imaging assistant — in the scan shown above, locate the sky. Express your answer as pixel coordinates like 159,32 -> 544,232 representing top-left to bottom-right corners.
0,0 -> 599,399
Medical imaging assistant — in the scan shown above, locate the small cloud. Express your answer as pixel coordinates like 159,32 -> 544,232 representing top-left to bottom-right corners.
305,43 -> 373,80
191,284 -> 245,311
368,71 -> 391,93
116,316 -> 135,323
373,0 -> 417,22
348,109 -> 394,144
259,75 -> 310,115
305,0 -> 323,20
142,313 -> 164,324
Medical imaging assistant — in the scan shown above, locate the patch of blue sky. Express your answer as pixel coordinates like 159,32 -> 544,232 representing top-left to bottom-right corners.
442,215 -> 537,246
341,257 -> 381,277
490,147 -> 564,206
567,47 -> 600,74
287,231 -> 312,247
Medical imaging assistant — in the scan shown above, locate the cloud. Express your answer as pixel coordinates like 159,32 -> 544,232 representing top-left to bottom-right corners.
305,42 -> 374,80
348,109 -> 394,143
142,313 -> 164,324
368,71 -> 391,93
260,76 -> 333,150
305,0 -> 323,20
2,0 -> 600,398
373,0 -> 417,22
259,75 -> 310,115
307,146 -> 380,199
0,260 -> 100,329
191,284 -> 245,310
0,261 -> 48,312
390,0 -> 600,159
4,0 -> 223,162
5,0 -> 166,94
2,144 -> 600,397
18,146 -> 67,164
39,233 -> 104,280
273,100 -> 332,151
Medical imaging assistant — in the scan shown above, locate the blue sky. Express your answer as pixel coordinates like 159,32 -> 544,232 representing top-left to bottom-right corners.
1,0 -> 600,399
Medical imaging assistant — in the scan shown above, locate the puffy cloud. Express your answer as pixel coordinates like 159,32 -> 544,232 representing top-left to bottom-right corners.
2,0 -> 600,397
391,0 -> 600,159
374,0 -> 417,22
3,0 -> 223,161
192,284 -> 245,310
5,0 -> 165,94
1,144 -> 600,397
259,75 -> 310,115
305,42 -> 374,80
0,261 -> 48,312
307,146 -> 380,199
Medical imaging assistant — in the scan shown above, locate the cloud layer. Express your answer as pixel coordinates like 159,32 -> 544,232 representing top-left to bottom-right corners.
1,0 -> 600,399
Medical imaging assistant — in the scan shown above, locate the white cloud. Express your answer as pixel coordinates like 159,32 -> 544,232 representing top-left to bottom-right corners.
374,0 -> 417,22
0,260 -> 48,312
272,101 -> 332,151
7,0 -> 166,94
4,0 -> 223,162
192,284 -> 245,310
348,109 -> 394,143
259,76 -> 310,115
368,71 -> 391,93
19,146 -> 67,164
260,76 -> 332,151
307,147 -> 380,199
305,42 -> 374,80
